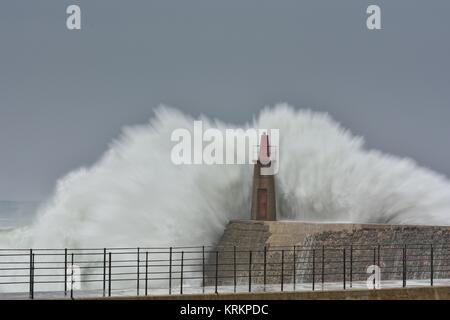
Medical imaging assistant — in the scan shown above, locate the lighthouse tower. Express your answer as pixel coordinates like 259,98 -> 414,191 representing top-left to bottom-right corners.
250,133 -> 277,221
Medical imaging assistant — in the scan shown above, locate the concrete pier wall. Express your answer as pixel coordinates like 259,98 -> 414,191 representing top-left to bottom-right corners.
111,286 -> 450,300
209,220 -> 450,285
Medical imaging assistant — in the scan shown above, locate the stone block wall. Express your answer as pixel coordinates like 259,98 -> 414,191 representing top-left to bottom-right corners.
209,220 -> 450,286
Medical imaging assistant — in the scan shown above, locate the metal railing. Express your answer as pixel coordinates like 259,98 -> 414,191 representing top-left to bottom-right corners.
0,243 -> 449,299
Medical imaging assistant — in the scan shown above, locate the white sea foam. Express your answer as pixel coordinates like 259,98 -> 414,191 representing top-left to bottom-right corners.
2,104 -> 450,250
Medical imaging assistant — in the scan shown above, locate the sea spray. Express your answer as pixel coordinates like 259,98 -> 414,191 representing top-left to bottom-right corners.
1,104 -> 450,292
2,104 -> 450,249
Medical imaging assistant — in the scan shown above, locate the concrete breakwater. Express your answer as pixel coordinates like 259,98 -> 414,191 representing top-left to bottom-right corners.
207,220 -> 450,286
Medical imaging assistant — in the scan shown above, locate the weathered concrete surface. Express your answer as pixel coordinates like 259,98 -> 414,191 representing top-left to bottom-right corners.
103,286 -> 450,300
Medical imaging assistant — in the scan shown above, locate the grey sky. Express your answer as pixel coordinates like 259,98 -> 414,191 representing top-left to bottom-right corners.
0,0 -> 449,201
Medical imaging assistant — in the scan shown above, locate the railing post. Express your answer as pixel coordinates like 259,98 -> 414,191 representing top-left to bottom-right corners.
169,247 -> 172,295
29,249 -> 34,300
202,246 -> 205,294
343,248 -> 346,290
248,250 -> 252,292
321,246 -> 325,289
215,251 -> 219,294
145,251 -> 149,296
32,253 -> 35,299
377,244 -> 381,267
263,246 -> 267,291
312,249 -> 315,291
137,247 -> 140,296
350,245 -> 353,288
180,251 -> 184,295
281,250 -> 284,292
233,246 -> 237,293
430,244 -> 434,286
108,252 -> 112,297
377,245 -> 381,288
402,245 -> 406,288
64,248 -> 67,296
373,247 -> 376,287
70,253 -> 74,299
103,248 -> 106,297
293,246 -> 296,291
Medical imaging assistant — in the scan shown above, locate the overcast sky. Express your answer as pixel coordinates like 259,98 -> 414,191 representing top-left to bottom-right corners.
1,0 -> 450,201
